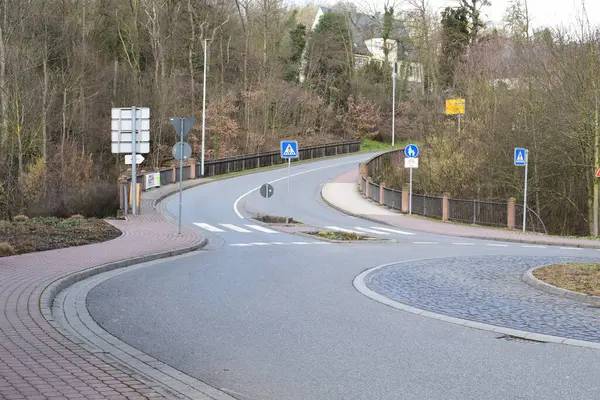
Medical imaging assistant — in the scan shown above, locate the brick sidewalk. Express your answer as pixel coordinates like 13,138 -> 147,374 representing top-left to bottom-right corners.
324,169 -> 600,248
0,182 -> 207,399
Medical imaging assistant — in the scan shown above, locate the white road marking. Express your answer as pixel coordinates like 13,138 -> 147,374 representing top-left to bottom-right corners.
370,227 -> 416,235
412,241 -> 438,245
452,242 -> 475,246
220,224 -> 252,232
560,247 -> 582,250
354,227 -> 390,235
486,243 -> 509,247
245,224 -> 278,233
228,241 -> 332,247
325,226 -> 361,234
522,245 -> 546,248
193,223 -> 224,232
233,159 -> 363,218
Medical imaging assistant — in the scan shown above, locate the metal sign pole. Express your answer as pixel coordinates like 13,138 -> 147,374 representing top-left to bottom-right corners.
392,68 -> 396,147
201,40 -> 207,177
522,150 -> 529,232
286,158 -> 291,223
178,118 -> 184,234
131,106 -> 137,215
409,167 -> 413,215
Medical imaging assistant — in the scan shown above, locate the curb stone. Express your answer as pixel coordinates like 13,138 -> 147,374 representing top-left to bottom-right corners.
319,185 -> 400,228
320,182 -> 600,249
292,230 -> 392,244
40,183 -> 233,399
52,253 -> 236,400
522,266 -> 600,307
353,259 -> 600,350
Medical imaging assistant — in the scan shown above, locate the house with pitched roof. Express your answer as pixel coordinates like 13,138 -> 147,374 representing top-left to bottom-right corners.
294,5 -> 424,94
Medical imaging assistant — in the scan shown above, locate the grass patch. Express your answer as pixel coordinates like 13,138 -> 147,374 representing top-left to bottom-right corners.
254,215 -> 302,224
305,231 -> 371,241
0,217 -> 121,257
533,263 -> 600,296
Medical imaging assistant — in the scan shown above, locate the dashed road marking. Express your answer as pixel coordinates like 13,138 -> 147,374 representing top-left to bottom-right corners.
245,225 -> 278,233
412,241 -> 439,245
522,245 -> 546,248
354,227 -> 390,235
325,226 -> 362,234
228,241 -> 332,247
560,247 -> 582,250
452,242 -> 475,246
193,223 -> 224,232
486,243 -> 509,247
370,227 -> 416,235
220,223 -> 252,232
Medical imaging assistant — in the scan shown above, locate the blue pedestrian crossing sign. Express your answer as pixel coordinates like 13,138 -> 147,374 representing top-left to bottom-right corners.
281,140 -> 299,159
404,144 -> 419,158
514,147 -> 527,166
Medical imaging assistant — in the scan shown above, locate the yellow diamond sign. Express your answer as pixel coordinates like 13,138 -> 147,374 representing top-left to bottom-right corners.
445,98 -> 465,115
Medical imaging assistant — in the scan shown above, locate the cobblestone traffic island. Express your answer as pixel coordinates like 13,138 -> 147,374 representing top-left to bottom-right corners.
365,255 -> 600,343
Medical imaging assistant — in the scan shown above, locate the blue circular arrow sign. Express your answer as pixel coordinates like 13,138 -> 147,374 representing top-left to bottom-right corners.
404,144 -> 419,158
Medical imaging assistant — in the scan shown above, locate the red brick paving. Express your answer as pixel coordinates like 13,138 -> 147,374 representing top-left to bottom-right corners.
0,194 -> 205,399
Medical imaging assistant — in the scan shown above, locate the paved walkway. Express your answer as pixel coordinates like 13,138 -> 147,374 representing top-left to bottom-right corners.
0,180 -> 208,399
323,169 -> 600,248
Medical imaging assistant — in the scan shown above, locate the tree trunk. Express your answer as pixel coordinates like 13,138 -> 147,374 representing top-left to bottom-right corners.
113,59 -> 118,101
0,24 -> 7,147
42,30 -> 49,162
61,86 -> 67,174
188,0 -> 196,110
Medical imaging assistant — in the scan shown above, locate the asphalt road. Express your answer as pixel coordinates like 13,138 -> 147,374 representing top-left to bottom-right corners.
88,152 -> 600,400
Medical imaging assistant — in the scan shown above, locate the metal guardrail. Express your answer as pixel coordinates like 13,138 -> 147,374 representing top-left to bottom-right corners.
360,148 -> 547,233
126,140 -> 361,190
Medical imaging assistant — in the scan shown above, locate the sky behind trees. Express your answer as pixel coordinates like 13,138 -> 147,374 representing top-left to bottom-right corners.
311,0 -> 600,31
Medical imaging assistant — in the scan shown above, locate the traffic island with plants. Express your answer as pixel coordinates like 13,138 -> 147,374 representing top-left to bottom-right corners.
304,230 -> 373,241
0,215 -> 121,257
533,263 -> 600,297
253,214 -> 303,224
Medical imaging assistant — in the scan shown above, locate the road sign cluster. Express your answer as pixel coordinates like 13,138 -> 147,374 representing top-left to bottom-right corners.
111,107 -> 150,163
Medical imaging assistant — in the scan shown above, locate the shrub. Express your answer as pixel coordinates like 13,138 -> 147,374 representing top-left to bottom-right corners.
66,182 -> 119,218
13,215 -> 29,223
0,242 -> 14,256
30,216 -> 60,226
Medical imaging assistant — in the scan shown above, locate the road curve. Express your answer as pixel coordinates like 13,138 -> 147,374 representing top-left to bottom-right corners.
87,153 -> 600,400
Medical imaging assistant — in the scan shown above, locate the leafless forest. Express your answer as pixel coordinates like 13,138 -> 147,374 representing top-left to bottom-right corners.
0,0 -> 598,236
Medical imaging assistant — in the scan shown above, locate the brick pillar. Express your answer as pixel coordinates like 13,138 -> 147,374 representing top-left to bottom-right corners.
401,185 -> 409,213
187,158 -> 197,179
507,197 -> 516,229
379,182 -> 385,205
358,163 -> 367,186
442,193 -> 449,221
365,177 -> 372,198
